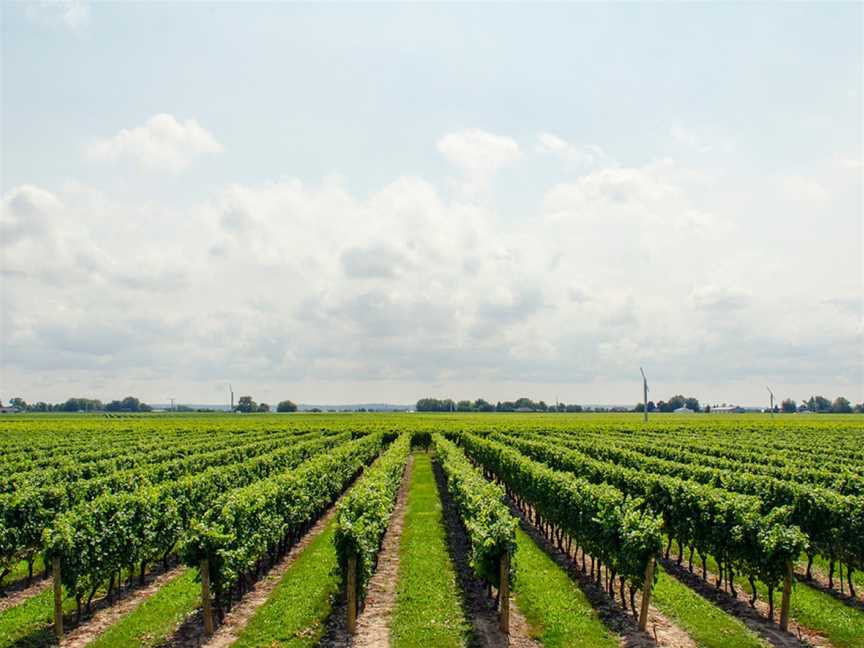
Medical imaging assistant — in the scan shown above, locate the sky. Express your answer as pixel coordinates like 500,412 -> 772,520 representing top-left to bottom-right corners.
1,1 -> 862,407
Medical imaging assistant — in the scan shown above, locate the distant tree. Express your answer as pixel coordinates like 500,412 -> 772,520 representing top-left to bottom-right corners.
235,396 -> 257,413
704,404 -> 711,413
10,397 -> 27,410
806,395 -> 832,413
60,398 -> 104,412
276,400 -> 298,412
854,402 -> 864,414
634,402 -> 645,412
514,397 -> 535,410
831,396 -> 852,414
781,398 -> 797,413
416,398 -> 456,412
257,402 -> 271,413
647,400 -> 656,412
104,396 -> 151,412
565,404 -> 583,413
684,397 -> 700,412
473,398 -> 495,412
456,400 -> 473,412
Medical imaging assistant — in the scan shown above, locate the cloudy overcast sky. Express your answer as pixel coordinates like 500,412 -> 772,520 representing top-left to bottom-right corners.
1,1 -> 862,406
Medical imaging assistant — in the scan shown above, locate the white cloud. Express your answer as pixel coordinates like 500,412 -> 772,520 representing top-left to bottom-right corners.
536,133 -> 611,167
691,285 -> 750,311
543,163 -> 688,223
437,129 -> 520,196
26,0 -> 90,31
3,131 -> 861,403
670,125 -> 734,153
779,176 -> 829,203
85,114 -> 223,172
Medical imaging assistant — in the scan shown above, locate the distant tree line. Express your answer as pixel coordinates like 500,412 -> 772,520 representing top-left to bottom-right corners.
416,397 -> 585,412
3,396 -> 152,412
634,394 -> 701,413
416,393 -> 863,414
780,396 -> 860,414
634,394 -> 862,414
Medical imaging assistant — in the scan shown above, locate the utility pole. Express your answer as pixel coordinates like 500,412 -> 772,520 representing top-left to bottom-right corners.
767,387 -> 775,419
168,398 -> 176,412
229,384 -> 234,412
640,367 -> 649,423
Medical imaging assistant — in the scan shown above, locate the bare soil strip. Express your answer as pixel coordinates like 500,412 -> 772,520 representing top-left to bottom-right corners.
661,558 -> 819,648
0,575 -> 51,613
432,459 -> 540,648
61,565 -> 187,648
507,498 -> 691,648
351,454 -> 415,648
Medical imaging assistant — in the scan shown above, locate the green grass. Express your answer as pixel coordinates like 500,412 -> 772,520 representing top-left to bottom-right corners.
511,527 -> 618,648
805,553 -> 864,594
2,556 -> 45,588
652,564 -> 766,648
87,568 -> 198,648
694,549 -> 864,648
783,582 -> 864,648
232,521 -> 341,648
0,584 -> 76,648
392,452 -> 469,648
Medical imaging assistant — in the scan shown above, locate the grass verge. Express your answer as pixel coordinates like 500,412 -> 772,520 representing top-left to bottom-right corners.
652,564 -> 766,648
391,452 -> 469,648
232,522 -> 340,648
511,527 -> 617,648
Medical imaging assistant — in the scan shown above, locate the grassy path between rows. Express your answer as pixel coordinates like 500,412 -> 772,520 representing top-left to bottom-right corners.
805,554 -> 864,596
0,567 -> 193,648
652,565 -> 767,648
511,526 -> 617,648
391,452 -> 469,648
231,521 -> 341,648
0,585 -> 68,647
87,568 -> 198,648
691,549 -> 864,648
1,557 -> 45,589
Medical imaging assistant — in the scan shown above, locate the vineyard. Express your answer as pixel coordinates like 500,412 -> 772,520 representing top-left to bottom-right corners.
1,413 -> 862,648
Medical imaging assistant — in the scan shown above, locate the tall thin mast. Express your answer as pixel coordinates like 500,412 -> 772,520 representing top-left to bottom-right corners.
640,367 -> 649,423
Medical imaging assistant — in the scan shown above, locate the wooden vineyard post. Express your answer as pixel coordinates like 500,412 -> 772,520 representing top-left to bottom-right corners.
346,553 -> 358,634
499,552 -> 510,634
201,559 -> 214,636
52,555 -> 63,640
779,560 -> 793,631
638,557 -> 655,632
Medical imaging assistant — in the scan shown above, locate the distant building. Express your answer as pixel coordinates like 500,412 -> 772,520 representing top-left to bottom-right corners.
514,407 -> 535,413
673,406 -> 694,414
0,406 -> 21,414
711,405 -> 745,414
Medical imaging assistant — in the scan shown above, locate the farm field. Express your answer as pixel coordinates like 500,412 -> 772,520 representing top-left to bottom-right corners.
1,413 -> 862,648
